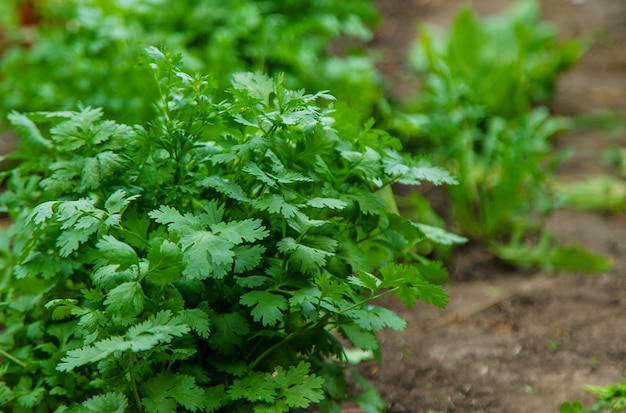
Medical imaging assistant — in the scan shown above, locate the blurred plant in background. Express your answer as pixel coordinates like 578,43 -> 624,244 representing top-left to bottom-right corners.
387,0 -> 610,272
0,0 -> 381,127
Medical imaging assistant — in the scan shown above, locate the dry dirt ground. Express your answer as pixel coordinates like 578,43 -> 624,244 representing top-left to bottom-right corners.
356,1 -> 626,412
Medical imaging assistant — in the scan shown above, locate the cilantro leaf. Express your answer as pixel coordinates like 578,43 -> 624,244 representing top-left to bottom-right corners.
104,281 -> 144,316
57,336 -> 132,372
179,308 -> 211,339
82,392 -> 129,413
380,263 -> 449,308
277,237 -> 334,275
340,324 -> 379,351
273,362 -> 325,409
240,291 -> 288,327
142,373 -> 205,413
233,245 -> 266,273
414,223 -> 468,245
229,372 -> 278,403
208,311 -> 250,354
96,235 -> 138,271
146,239 -> 183,284
125,310 -> 190,351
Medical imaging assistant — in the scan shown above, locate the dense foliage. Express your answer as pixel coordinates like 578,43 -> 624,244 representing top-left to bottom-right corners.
0,0 -> 381,126
388,0 -> 610,271
562,381 -> 626,413
0,0 -> 619,411
0,50 -> 463,412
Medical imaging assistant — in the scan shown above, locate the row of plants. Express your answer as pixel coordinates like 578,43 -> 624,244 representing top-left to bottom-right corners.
0,0 -> 620,411
0,47 -> 462,412
386,0 -> 610,272
0,1 -> 456,411
0,0 -> 382,126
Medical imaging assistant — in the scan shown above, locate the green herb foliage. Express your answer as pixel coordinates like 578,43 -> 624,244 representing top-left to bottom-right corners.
0,0 -> 381,127
0,49 -> 462,412
561,381 -> 626,413
388,0 -> 609,272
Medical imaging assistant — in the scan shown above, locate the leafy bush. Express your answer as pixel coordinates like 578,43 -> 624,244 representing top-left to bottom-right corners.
0,0 -> 381,126
0,49 -> 463,412
562,381 -> 626,413
387,0 -> 609,272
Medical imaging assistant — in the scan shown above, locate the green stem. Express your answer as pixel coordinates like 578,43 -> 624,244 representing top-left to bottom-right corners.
128,354 -> 145,413
336,288 -> 399,316
248,314 -> 329,370
248,288 -> 398,370
0,349 -> 27,368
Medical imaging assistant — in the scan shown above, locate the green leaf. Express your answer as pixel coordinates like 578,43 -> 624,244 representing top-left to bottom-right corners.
306,197 -> 348,210
254,194 -> 300,219
210,218 -> 269,244
347,306 -> 406,332
149,205 -> 204,235
45,298 -> 80,321
57,336 -> 132,371
104,281 -> 144,315
233,245 -> 266,273
559,401 -> 584,413
228,372 -> 277,403
380,263 -> 449,308
415,260 -> 450,285
414,223 -> 467,245
180,230 -> 235,280
347,270 -> 381,293
277,237 -> 334,275
200,176 -> 250,202
28,201 -> 57,226
125,310 -> 190,352
231,72 -> 274,104
142,372 -> 205,413
82,392 -> 129,413
341,147 -> 381,178
340,324 -> 379,351
349,369 -> 385,413
387,156 -> 457,186
204,385 -> 229,413
209,312 -> 250,354
243,162 -> 277,187
240,291 -> 288,327
16,387 -> 45,408
273,362 -> 325,409
146,239 -> 183,284
104,189 -> 140,215
235,275 -> 271,288
96,235 -> 138,270
342,186 -> 385,215
80,152 -> 127,190
7,111 -> 53,151
179,308 -> 211,339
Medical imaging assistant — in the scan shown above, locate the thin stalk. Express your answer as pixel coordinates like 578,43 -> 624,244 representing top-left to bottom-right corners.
0,349 -> 27,368
128,354 -> 145,413
248,317 -> 325,370
336,288 -> 399,316
248,287 -> 399,370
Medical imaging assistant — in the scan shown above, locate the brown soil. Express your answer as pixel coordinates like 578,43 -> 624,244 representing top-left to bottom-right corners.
358,1 -> 626,412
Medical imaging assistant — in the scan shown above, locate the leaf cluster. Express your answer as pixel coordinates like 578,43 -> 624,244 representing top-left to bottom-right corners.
0,0 -> 381,127
386,0 -> 609,272
0,51 -> 461,412
561,380 -> 626,413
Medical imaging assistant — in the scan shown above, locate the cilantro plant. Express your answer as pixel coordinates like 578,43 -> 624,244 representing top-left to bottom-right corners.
388,0 -> 609,272
0,0 -> 381,128
561,381 -> 626,413
0,49 -> 462,412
